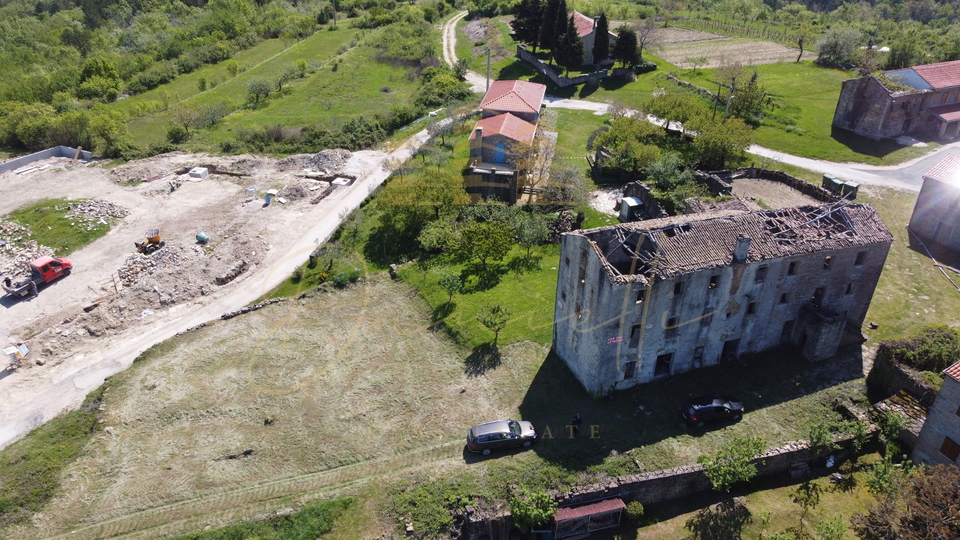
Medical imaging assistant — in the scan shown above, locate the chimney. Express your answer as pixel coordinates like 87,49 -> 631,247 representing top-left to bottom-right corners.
733,234 -> 751,264
593,16 -> 599,30
469,127 -> 483,160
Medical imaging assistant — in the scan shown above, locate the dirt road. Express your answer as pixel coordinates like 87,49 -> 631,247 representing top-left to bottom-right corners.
0,138 -> 434,449
442,11 -> 489,92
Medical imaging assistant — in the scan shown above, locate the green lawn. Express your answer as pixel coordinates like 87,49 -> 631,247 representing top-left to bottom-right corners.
7,198 -> 120,255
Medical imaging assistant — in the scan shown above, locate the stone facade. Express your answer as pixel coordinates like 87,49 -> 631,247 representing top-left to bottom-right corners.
912,362 -> 960,467
833,73 -> 960,141
553,204 -> 892,393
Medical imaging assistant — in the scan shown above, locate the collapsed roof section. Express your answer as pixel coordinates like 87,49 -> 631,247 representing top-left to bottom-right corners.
572,203 -> 893,284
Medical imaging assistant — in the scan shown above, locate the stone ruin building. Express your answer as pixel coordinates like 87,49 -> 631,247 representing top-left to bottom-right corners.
553,202 -> 893,393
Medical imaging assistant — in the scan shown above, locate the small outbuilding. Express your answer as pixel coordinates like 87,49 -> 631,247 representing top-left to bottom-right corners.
554,498 -> 625,538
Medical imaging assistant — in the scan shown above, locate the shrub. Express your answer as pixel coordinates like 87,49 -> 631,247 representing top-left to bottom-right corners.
876,325 -> 960,373
510,488 -> 557,533
625,501 -> 645,521
166,125 -> 189,144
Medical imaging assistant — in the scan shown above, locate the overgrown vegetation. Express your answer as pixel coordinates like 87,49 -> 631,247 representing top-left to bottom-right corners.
170,498 -> 353,540
874,324 -> 960,374
0,385 -> 104,527
698,436 -> 766,492
7,198 -> 118,255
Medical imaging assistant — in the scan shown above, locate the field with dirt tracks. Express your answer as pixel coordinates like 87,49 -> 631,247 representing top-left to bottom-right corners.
655,28 -> 816,68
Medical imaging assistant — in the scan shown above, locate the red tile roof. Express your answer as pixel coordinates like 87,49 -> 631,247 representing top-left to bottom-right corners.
928,102 -> 960,122
481,80 -> 546,116
556,498 -> 626,521
571,11 -> 596,38
922,153 -> 960,187
469,113 -> 537,143
945,361 -> 960,382
913,59 -> 960,90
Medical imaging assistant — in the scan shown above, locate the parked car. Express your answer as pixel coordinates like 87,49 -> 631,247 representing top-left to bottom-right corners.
466,419 -> 537,456
681,395 -> 744,428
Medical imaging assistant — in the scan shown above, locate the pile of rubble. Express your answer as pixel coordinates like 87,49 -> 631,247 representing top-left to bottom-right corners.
309,149 -> 351,172
0,239 -> 54,279
116,246 -> 192,287
63,200 -> 129,230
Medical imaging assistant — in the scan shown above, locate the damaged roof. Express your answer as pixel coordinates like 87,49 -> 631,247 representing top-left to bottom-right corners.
572,203 -> 893,282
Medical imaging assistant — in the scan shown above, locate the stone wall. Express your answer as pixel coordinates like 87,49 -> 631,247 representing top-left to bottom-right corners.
913,373 -> 960,466
665,73 -> 719,101
711,167 -> 840,204
867,350 -> 939,407
622,180 -> 668,220
462,436 -> 862,540
517,46 -> 609,88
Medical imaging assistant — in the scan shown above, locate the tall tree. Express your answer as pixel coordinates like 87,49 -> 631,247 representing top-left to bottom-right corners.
551,0 -> 569,65
511,0 -> 543,51
557,14 -> 585,74
592,12 -> 610,66
635,19 -> 663,59
538,0 -> 561,54
611,26 -> 640,67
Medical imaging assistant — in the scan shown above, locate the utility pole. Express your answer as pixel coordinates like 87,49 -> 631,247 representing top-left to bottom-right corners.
332,0 -> 337,28
486,48 -> 491,92
724,81 -> 736,121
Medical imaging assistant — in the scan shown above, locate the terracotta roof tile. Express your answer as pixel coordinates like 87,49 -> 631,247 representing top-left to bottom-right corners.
481,80 -> 546,116
928,102 -> 960,122
922,153 -> 960,187
576,203 -> 893,280
571,11 -> 596,38
556,498 -> 626,521
944,361 -> 960,382
912,59 -> 960,90
469,113 -> 537,143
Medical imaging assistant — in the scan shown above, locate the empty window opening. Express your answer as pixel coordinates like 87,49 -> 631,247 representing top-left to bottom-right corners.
747,302 -> 758,315
578,264 -> 586,284
576,301 -> 583,320
666,316 -> 679,328
755,265 -> 768,283
629,325 -> 641,348
780,320 -> 795,344
565,256 -> 570,266
693,346 -> 704,365
788,261 -> 798,275
673,282 -> 684,295
655,353 -> 673,377
623,361 -> 636,379
779,293 -> 789,304
940,436 -> 960,462
812,287 -> 825,308
636,288 -> 646,304
561,291 -> 566,302
823,256 -> 832,270
855,251 -> 866,266
845,283 -> 853,295
721,339 -> 739,362
709,275 -> 719,289
956,403 -> 960,417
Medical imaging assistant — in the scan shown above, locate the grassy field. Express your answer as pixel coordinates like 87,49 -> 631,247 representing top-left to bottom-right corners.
6,198 -> 119,255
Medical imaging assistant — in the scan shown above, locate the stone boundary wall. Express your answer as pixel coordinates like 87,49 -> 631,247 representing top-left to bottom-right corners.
868,352 -> 938,407
517,46 -> 608,88
464,434 -> 863,540
665,73 -> 719,101
0,146 -> 94,174
710,167 -> 841,204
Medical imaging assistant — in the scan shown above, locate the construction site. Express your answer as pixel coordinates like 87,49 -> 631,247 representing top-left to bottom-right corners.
0,147 -> 389,448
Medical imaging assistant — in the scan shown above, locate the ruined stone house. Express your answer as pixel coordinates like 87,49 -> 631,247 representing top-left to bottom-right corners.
467,80 -> 546,203
912,361 -> 960,467
833,59 -> 960,141
553,203 -> 892,393
908,153 -> 960,251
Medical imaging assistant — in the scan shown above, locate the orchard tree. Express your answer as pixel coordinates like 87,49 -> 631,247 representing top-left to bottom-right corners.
698,437 -> 765,492
853,465 -> 960,540
516,213 -> 550,257
816,26 -> 862,66
454,221 -> 515,272
690,116 -> 754,170
592,12 -> 610,66
643,93 -> 704,132
247,77 -> 272,104
612,26 -> 640,67
479,304 -> 512,345
438,272 -> 462,303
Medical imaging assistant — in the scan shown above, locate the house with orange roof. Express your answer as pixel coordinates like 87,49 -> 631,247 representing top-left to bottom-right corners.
569,11 -> 617,66
912,360 -> 960,467
467,80 -> 548,203
908,153 -> 960,251
834,59 -> 960,141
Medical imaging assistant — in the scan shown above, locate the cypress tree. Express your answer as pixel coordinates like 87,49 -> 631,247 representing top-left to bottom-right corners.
511,0 -> 543,51
551,0 -> 568,65
592,12 -> 610,66
558,14 -> 584,75
538,0 -> 560,55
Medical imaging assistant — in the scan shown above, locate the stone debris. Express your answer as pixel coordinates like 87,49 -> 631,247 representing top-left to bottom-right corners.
117,247 -> 192,287
0,237 -> 55,280
63,200 -> 129,230
278,184 -> 309,200
278,149 -> 351,175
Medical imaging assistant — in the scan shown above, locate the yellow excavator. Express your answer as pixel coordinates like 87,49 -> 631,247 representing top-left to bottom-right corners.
135,229 -> 165,254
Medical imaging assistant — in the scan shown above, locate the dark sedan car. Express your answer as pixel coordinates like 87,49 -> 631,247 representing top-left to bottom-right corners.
681,395 -> 744,428
466,419 -> 537,456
